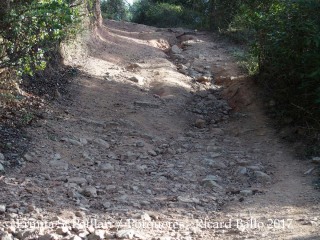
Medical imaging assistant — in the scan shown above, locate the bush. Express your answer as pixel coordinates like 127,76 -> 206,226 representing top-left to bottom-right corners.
235,0 -> 320,126
100,0 -> 130,21
0,0 -> 81,76
131,0 -> 204,28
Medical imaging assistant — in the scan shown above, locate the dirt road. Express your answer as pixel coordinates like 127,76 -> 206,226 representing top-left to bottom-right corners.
0,20 -> 319,240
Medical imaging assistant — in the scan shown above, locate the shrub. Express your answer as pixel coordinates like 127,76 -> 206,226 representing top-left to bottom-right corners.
131,0 -> 204,28
0,0 -> 81,76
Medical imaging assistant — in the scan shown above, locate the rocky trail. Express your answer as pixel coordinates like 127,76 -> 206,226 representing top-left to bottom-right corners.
0,20 -> 320,240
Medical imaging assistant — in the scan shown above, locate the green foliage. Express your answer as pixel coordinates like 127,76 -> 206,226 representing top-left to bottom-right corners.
0,0 -> 81,76
232,0 -> 320,125
231,48 -> 259,76
101,0 -> 130,21
131,0 -> 206,28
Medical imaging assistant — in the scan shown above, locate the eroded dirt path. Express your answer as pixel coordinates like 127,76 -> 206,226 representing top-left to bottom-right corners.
0,20 -> 320,240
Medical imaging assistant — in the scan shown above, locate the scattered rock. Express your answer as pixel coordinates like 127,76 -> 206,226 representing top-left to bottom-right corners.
147,150 -> 157,156
16,230 -> 36,240
202,175 -> 222,182
101,163 -> 114,171
177,196 -> 200,204
210,128 -> 224,135
126,63 -> 142,71
94,139 -> 110,149
87,230 -> 105,240
116,229 -> 136,239
0,232 -> 13,240
38,234 -> 59,240
205,159 -> 226,169
68,177 -> 87,185
53,153 -> 61,161
61,137 -> 83,146
0,153 -> 4,161
201,176 -> 223,189
240,190 -> 253,197
0,164 -> 4,172
254,171 -> 272,182
237,167 -> 247,175
171,45 -> 182,54
79,138 -> 88,145
135,141 -> 145,147
247,165 -> 263,171
195,119 -> 206,128
0,205 -> 6,214
56,227 -> 69,235
23,153 -> 33,162
49,160 -> 69,170
81,186 -> 97,198
129,75 -> 145,85
102,202 -> 111,209
140,213 -> 152,221
196,76 -> 211,84
158,237 -> 171,240
68,236 -> 82,240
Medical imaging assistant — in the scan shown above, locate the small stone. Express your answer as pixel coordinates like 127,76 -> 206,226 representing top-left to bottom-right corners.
53,153 -> 61,161
140,213 -> 152,221
75,211 -> 86,218
102,202 -> 111,209
68,236 -> 82,240
68,177 -> 87,185
135,141 -> 145,147
237,167 -> 247,175
177,196 -> 200,204
210,128 -> 224,135
81,186 -> 97,198
196,76 -> 211,84
247,165 -> 263,171
78,230 -> 89,238
147,150 -> 157,156
27,204 -> 36,213
254,171 -> 272,182
312,157 -> 320,164
195,119 -> 206,129
205,159 -> 226,169
0,205 -> 6,214
240,190 -> 253,196
38,234 -> 59,240
129,76 -> 145,85
171,45 -> 182,54
158,237 -> 171,240
101,163 -> 114,171
79,138 -> 88,145
23,153 -> 33,162
61,138 -> 83,146
87,232 -> 104,240
49,160 -> 69,170
94,139 -> 110,149
201,179 -> 223,189
0,153 -> 4,161
16,230 -> 36,240
56,227 -> 69,235
116,229 -> 135,239
0,232 -> 13,240
126,63 -> 142,70
0,164 -> 4,172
